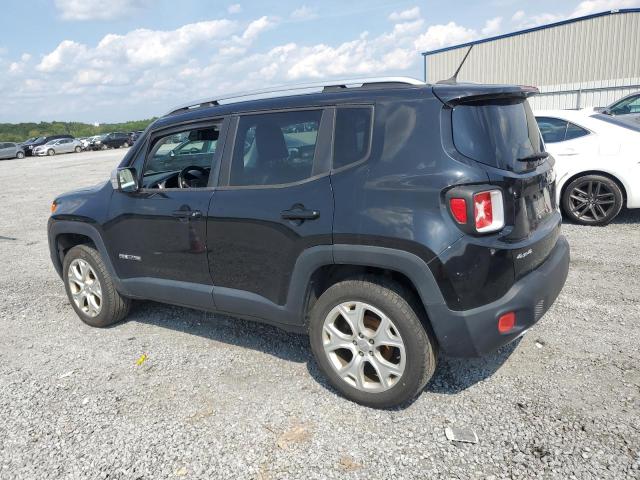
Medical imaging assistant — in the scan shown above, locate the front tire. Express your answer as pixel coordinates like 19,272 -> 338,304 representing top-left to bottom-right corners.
74,146 -> 82,153
122,142 -> 129,148
63,245 -> 130,328
309,276 -> 437,408
562,174 -> 623,226
16,151 -> 24,159
47,149 -> 55,156
101,144 -> 108,150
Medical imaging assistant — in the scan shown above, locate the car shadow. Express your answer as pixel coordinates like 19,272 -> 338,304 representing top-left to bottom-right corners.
127,300 -> 519,408
562,208 -> 640,226
126,300 -> 310,364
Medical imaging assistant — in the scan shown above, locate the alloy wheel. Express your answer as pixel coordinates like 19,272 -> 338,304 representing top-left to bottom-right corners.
67,259 -> 103,317
322,301 -> 406,392
568,180 -> 616,223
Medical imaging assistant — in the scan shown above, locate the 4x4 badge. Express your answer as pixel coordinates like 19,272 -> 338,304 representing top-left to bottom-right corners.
516,249 -> 533,260
119,253 -> 141,262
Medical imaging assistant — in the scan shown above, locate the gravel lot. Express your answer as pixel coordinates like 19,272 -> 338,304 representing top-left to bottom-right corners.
1,150 -> 639,479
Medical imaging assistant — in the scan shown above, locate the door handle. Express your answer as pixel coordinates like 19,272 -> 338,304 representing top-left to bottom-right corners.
281,208 -> 320,221
172,209 -> 202,218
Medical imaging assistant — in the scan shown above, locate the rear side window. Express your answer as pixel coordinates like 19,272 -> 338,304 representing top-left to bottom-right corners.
536,117 -> 590,143
452,99 -> 543,171
230,110 -> 322,187
333,107 -> 373,169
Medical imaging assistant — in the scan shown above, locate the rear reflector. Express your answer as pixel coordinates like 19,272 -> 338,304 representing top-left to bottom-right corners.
449,198 -> 467,224
498,312 -> 516,333
473,190 -> 505,233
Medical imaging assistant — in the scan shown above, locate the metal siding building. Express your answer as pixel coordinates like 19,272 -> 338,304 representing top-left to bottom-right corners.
422,9 -> 640,109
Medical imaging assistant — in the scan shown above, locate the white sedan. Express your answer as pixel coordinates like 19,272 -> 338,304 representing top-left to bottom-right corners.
535,109 -> 640,225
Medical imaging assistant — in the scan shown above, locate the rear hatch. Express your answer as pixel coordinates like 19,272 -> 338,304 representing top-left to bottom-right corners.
435,83 -> 559,277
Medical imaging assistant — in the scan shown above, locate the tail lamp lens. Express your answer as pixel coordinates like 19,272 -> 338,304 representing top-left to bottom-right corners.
498,312 -> 516,333
473,190 -> 504,233
449,198 -> 467,224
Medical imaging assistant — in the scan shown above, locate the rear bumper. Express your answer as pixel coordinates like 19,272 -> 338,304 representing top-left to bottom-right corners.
428,235 -> 570,357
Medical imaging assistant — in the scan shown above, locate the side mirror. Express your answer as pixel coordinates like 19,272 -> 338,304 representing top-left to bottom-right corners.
110,167 -> 138,192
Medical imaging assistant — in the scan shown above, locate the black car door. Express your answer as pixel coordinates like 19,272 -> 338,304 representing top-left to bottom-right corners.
208,108 -> 334,326
105,118 -> 228,309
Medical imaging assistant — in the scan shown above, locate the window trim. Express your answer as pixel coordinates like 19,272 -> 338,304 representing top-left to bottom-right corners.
134,117 -> 229,192
217,107 -> 332,190
330,104 -> 375,174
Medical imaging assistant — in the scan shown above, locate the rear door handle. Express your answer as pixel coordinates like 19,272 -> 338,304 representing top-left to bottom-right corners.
281,208 -> 320,221
172,209 -> 202,218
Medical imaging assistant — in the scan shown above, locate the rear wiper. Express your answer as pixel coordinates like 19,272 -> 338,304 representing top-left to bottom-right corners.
517,152 -> 549,162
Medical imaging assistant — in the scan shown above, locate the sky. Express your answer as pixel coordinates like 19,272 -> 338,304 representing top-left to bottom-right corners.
0,0 -> 638,123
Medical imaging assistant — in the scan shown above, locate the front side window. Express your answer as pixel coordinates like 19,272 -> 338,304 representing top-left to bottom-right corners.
142,125 -> 220,188
230,110 -> 322,186
610,95 -> 640,115
333,107 -> 373,169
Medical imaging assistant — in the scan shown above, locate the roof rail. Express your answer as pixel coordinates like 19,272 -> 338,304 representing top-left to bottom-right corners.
165,76 -> 426,115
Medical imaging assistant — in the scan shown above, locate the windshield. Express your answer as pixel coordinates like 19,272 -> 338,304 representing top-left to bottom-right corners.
33,136 -> 46,143
452,98 -> 543,171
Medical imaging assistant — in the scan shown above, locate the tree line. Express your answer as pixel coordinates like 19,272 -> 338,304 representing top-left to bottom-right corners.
0,119 -> 157,142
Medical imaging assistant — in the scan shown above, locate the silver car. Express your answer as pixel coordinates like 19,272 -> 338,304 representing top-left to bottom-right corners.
33,138 -> 82,156
0,142 -> 25,160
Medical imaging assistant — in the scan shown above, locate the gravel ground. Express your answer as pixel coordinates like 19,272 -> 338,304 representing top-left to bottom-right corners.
1,150 -> 639,480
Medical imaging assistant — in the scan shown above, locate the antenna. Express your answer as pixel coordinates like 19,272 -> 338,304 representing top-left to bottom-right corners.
437,44 -> 474,85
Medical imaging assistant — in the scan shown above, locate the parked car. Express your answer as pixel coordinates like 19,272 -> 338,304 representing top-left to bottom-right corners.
91,132 -> 131,150
33,138 -> 82,156
48,77 -> 570,408
536,109 -> 640,225
596,91 -> 640,116
22,134 -> 74,156
0,142 -> 25,160
128,131 -> 143,144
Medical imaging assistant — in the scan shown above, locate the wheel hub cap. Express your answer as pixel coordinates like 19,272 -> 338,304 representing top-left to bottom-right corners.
67,259 -> 102,317
322,301 -> 406,393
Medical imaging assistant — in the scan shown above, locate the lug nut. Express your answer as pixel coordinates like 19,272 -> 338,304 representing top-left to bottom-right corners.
352,340 -> 357,345
369,351 -> 373,355
359,351 -> 364,356
369,339 -> 374,344
358,333 -> 364,338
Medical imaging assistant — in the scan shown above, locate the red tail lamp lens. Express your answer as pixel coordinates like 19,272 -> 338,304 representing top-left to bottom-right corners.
498,312 -> 516,333
449,198 -> 467,224
473,192 -> 493,230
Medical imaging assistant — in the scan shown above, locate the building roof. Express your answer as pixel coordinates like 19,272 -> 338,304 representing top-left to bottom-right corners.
422,8 -> 640,56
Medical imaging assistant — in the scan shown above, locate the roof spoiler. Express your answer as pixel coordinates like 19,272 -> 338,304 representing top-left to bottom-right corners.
433,84 -> 539,107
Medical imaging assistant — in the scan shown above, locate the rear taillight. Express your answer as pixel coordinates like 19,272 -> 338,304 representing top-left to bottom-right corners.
473,190 -> 504,233
447,187 -> 505,234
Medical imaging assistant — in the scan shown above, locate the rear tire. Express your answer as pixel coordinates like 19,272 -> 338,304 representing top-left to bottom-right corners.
101,144 -> 108,150
63,245 -> 130,328
562,174 -> 623,226
309,276 -> 437,408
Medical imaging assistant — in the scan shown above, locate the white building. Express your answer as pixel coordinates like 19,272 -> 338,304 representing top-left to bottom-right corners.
422,9 -> 640,110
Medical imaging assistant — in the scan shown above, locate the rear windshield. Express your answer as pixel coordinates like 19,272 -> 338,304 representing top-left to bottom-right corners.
452,98 -> 543,171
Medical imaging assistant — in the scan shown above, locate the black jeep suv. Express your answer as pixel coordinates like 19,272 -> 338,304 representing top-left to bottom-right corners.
48,78 -> 569,408
91,132 -> 131,150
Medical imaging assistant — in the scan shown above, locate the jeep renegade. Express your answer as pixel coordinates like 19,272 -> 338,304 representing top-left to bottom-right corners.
48,77 -> 570,408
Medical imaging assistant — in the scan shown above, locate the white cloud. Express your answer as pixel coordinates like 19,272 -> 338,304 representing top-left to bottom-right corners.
389,7 -> 421,22
227,3 -> 242,14
37,40 -> 87,72
237,16 -> 276,43
481,16 -> 503,36
55,0 -> 150,21
291,6 -> 318,20
414,22 -> 477,52
511,10 -> 525,22
571,0 -> 640,16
